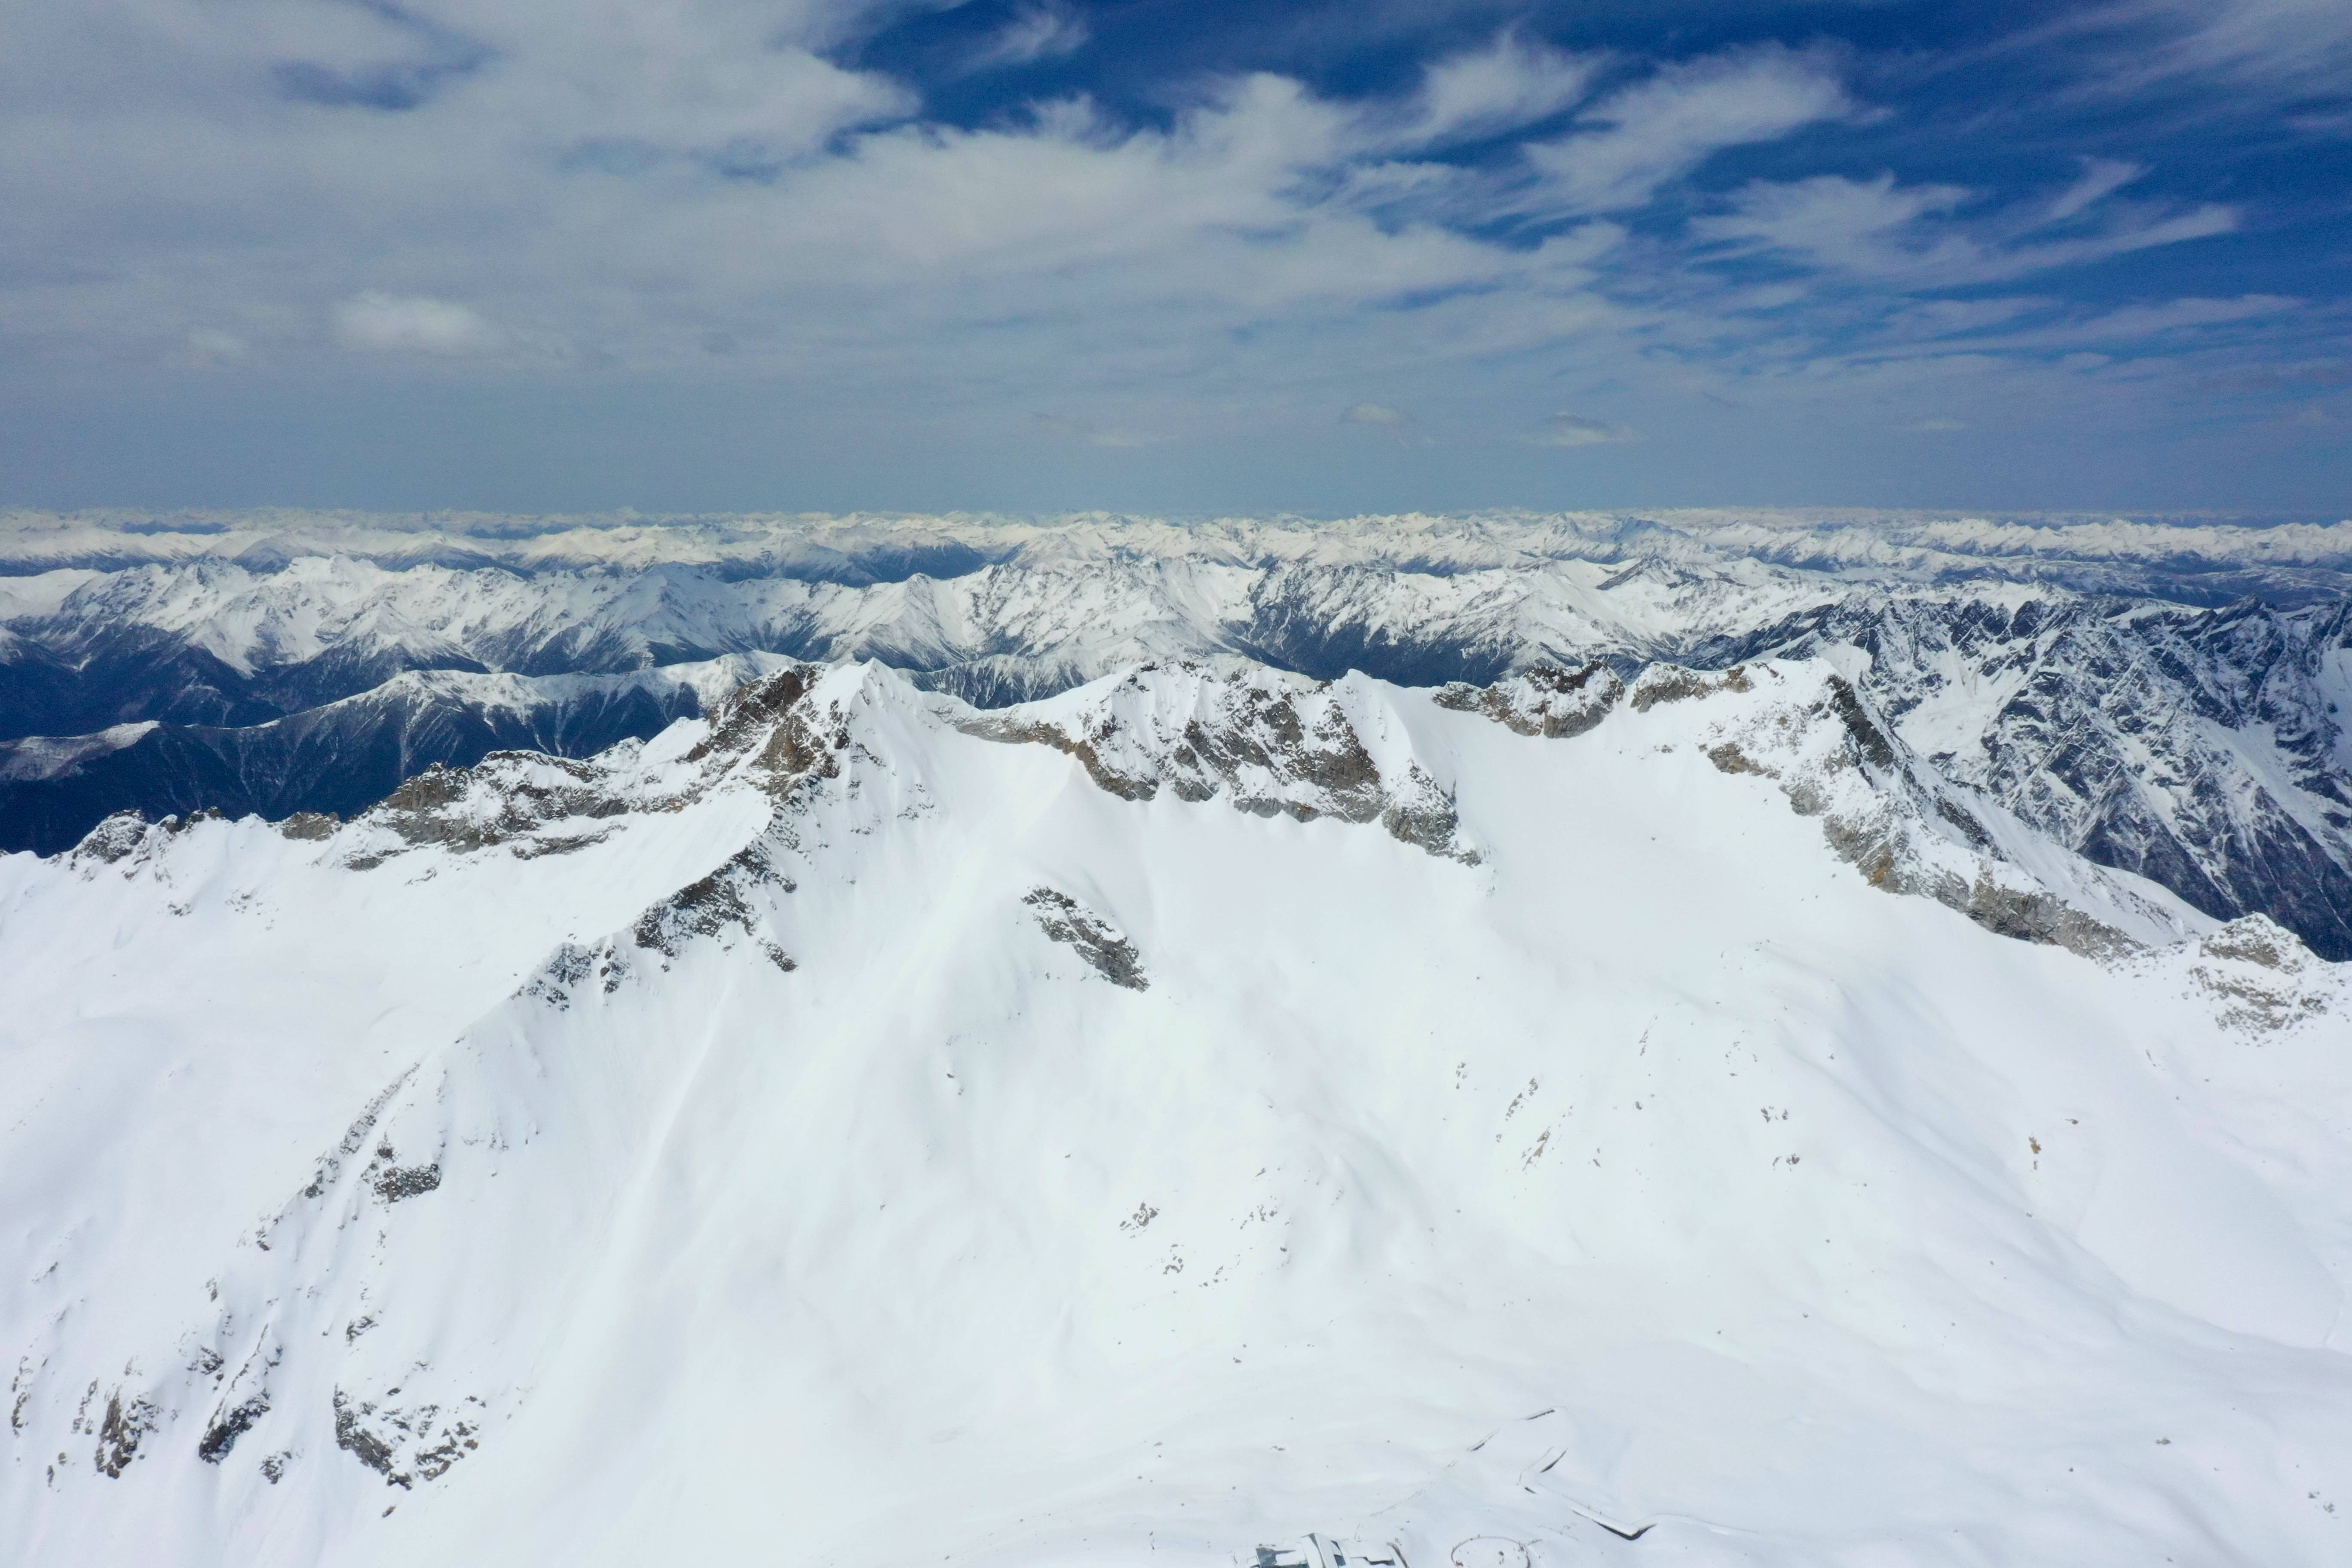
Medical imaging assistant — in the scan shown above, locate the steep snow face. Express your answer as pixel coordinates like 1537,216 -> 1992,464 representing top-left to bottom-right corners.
5,659 -> 2346,1568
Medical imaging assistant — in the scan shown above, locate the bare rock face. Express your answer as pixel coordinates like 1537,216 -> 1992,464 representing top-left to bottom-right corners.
1025,888 -> 1149,990
67,809 -> 150,866
1434,661 -> 1623,737
967,662 -> 1479,863
1682,665 -> 2203,958
1713,590 -> 2352,959
1443,656 -> 2203,959
314,666 -> 834,872
2178,915 -> 2334,1032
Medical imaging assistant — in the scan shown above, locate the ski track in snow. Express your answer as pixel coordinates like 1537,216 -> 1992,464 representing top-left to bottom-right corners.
3,655 -> 2349,1566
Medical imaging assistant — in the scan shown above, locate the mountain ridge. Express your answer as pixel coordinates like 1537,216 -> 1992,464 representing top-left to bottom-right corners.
7,510 -> 2350,956
9,653 -> 2346,1566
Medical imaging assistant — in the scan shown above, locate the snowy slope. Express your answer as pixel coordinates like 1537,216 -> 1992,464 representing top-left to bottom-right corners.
6,658 -> 2348,1568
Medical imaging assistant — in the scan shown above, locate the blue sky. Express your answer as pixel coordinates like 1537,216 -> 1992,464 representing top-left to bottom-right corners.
2,0 -> 2347,514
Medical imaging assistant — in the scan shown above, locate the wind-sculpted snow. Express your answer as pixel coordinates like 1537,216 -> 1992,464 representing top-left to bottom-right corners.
5,508 -> 2352,956
5,658 -> 2347,1567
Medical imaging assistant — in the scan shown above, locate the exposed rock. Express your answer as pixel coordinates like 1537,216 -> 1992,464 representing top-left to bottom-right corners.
67,810 -> 150,866
197,1394 -> 269,1464
333,1390 -> 407,1487
1434,661 -> 1622,738
1026,889 -> 1149,990
332,1388 -> 486,1488
2180,916 -> 2333,1032
968,663 -> 1479,864
1449,658 -> 2191,959
372,1164 -> 442,1203
93,1389 -> 158,1478
1628,665 -> 1753,711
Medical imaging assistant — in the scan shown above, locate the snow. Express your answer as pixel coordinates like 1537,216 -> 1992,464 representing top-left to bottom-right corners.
0,722 -> 160,782
0,568 -> 104,620
4,658 -> 2348,1566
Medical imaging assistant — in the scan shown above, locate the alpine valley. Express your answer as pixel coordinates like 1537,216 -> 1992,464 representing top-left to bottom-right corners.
4,510 -> 2351,1566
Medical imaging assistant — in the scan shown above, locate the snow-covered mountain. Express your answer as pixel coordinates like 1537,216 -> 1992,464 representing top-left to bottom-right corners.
9,655 -> 2348,1567
6,509 -> 2352,956
0,657 -> 795,856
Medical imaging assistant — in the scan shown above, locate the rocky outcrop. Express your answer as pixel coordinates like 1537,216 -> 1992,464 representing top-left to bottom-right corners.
1026,888 -> 1149,990
1434,661 -> 1623,737
1446,657 -> 2204,959
967,662 -> 1478,863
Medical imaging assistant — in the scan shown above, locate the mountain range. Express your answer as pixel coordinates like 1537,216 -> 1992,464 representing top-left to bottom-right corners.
6,508 -> 2351,956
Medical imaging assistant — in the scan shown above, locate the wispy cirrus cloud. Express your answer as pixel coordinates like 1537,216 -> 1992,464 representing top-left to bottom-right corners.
1389,29 -> 1599,147
1519,46 -> 1852,216
2046,158 -> 2145,221
1695,169 -> 2237,287
968,3 -> 1090,73
2058,0 -> 2352,93
1526,413 -> 1639,448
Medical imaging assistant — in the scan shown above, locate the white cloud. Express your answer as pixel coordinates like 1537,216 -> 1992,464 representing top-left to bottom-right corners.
970,4 -> 1090,73
1522,46 -> 1851,215
0,0 -> 2327,505
1868,294 -> 2301,360
184,328 -> 249,367
2037,293 -> 2296,340
333,292 -> 502,355
2062,0 -> 2352,92
1526,413 -> 1638,448
2046,158 -> 2144,222
1700,172 -> 1966,262
1903,416 -> 1968,432
1697,171 -> 2237,286
1341,401 -> 1427,445
1394,31 -> 1599,147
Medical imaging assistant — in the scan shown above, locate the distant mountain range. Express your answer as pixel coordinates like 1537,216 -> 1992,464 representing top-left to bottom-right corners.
6,507 -> 2351,954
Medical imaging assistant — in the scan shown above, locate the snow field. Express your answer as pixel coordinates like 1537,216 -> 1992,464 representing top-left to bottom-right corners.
2,659 -> 2347,1566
